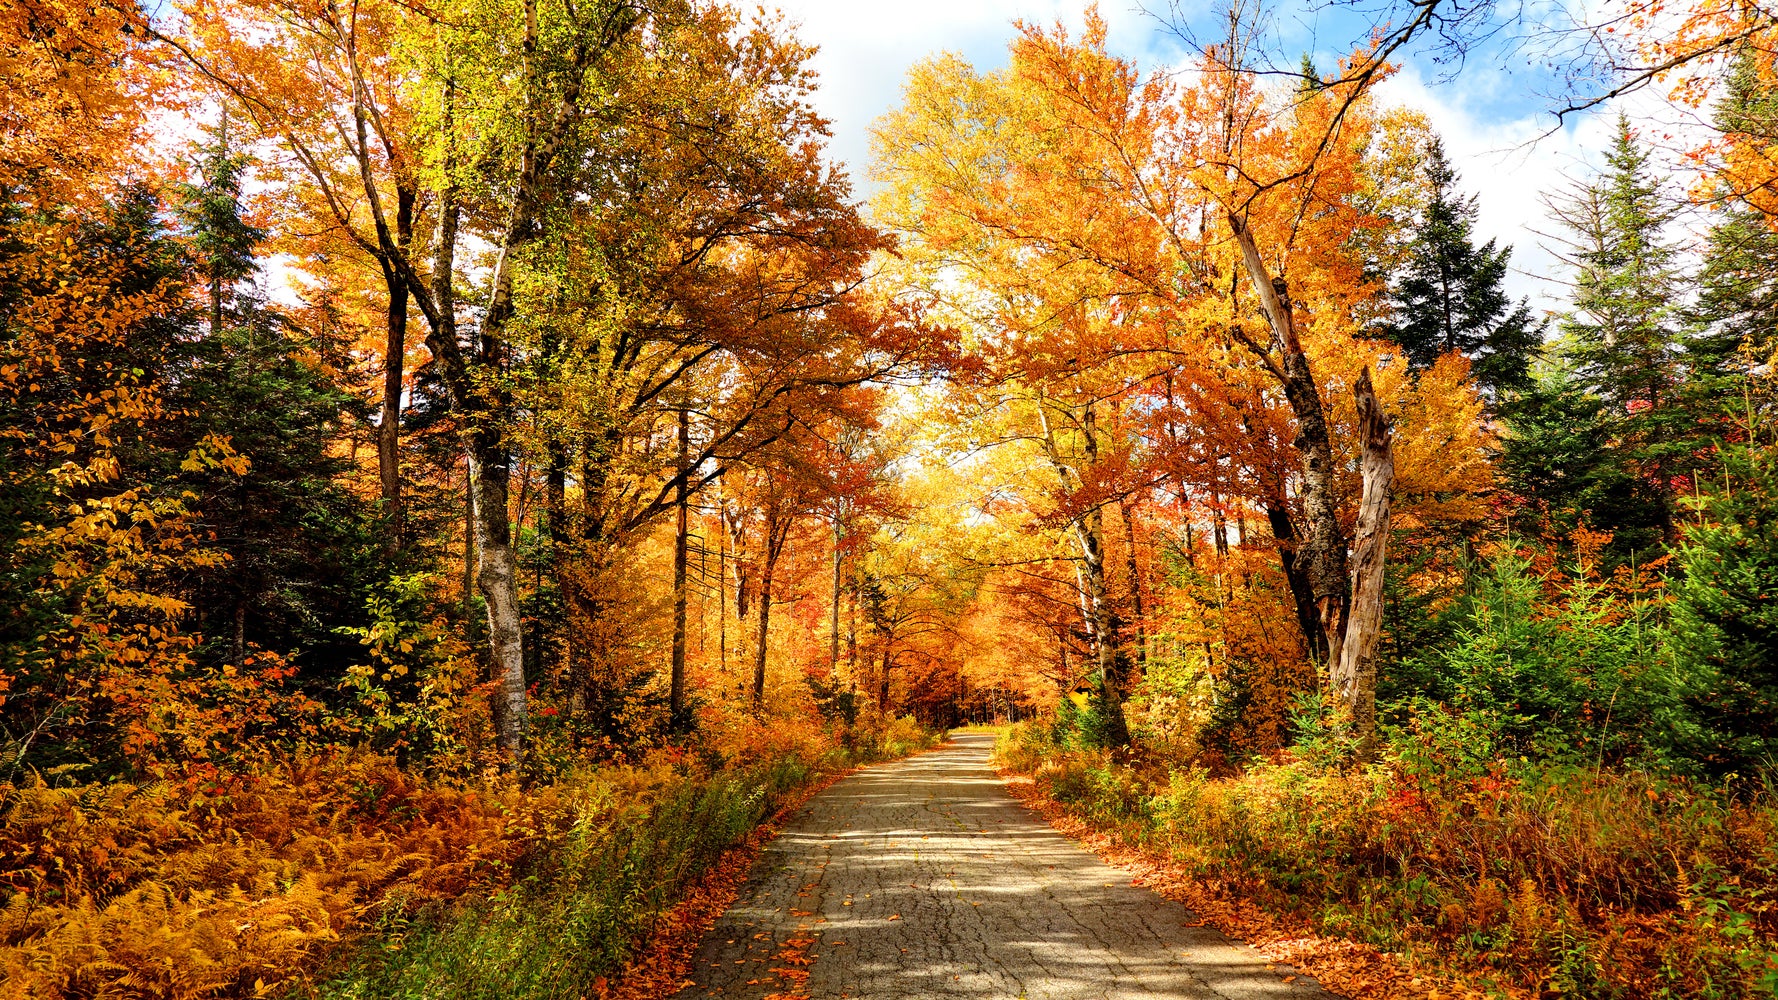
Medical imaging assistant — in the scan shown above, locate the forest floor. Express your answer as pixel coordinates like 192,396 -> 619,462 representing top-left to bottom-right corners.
671,732 -> 1332,999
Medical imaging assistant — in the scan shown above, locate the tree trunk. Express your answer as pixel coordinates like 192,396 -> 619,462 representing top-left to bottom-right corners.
846,566 -> 858,688
878,646 -> 892,713
830,508 -> 843,675
463,454 -> 476,613
1332,367 -> 1394,743
751,513 -> 789,710
1228,211 -> 1350,666
1266,503 -> 1327,664
717,499 -> 727,677
232,600 -> 246,667
413,95 -> 527,757
751,559 -> 774,711
546,440 -> 566,681
1077,507 -> 1130,745
1120,500 -> 1147,668
377,188 -> 414,547
1035,398 -> 1129,746
669,407 -> 690,720
726,504 -> 752,623
472,438 -> 527,756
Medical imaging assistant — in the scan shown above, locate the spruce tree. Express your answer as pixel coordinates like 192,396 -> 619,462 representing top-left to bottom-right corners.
1668,442 -> 1778,773
168,127 -> 400,682
1564,116 -> 1683,417
1499,361 -> 1651,544
174,117 -> 264,336
1692,52 -> 1778,374
1527,116 -> 1686,553
1386,137 -> 1541,398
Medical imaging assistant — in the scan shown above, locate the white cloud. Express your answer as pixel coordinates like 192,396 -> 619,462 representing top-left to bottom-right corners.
765,1 -> 1163,192
1373,66 -> 1599,309
1377,60 -> 1718,310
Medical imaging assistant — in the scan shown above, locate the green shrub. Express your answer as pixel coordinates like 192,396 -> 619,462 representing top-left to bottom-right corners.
1391,548 -> 1693,770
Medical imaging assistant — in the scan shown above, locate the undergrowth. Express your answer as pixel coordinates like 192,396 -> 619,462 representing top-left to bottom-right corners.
0,714 -> 936,1000
997,720 -> 1778,998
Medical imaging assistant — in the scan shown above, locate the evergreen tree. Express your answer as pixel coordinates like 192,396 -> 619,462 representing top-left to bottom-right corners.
1665,56 -> 1778,773
174,116 -> 263,335
1693,206 -> 1778,368
1691,53 -> 1778,376
1523,117 -> 1686,553
168,130 -> 403,686
1500,361 -> 1660,548
1386,137 -> 1541,398
1564,117 -> 1684,412
1668,442 -> 1778,773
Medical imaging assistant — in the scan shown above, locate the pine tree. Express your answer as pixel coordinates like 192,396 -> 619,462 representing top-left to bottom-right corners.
174,115 -> 263,336
168,128 -> 399,681
1565,117 -> 1684,413
1692,53 -> 1778,374
1529,116 -> 1686,552
1386,137 -> 1541,398
1500,361 -> 1655,546
1668,442 -> 1778,772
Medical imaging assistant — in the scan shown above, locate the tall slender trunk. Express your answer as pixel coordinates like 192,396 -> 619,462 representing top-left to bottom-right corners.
1211,488 -> 1230,557
752,582 -> 772,710
717,497 -> 727,678
378,266 -> 407,534
378,189 -> 414,546
751,516 -> 787,710
546,440 -> 566,681
1120,500 -> 1146,668
472,439 -> 526,754
846,559 -> 858,688
829,507 -> 843,675
463,454 -> 476,613
669,407 -> 690,720
1076,508 -> 1128,744
1036,398 -> 1128,745
1332,368 -> 1394,744
416,79 -> 526,756
232,600 -> 246,667
878,646 -> 892,713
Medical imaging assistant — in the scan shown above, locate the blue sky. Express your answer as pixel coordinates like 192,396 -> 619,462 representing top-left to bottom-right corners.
767,0 -> 1692,309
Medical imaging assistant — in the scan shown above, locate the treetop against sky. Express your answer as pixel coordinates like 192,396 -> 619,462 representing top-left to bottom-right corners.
770,0 -> 1717,307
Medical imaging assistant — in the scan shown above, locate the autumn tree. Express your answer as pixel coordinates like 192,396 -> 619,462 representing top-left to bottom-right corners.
168,0 -> 427,544
493,6 -> 940,730
1517,118 -> 1685,558
872,11 -> 1489,740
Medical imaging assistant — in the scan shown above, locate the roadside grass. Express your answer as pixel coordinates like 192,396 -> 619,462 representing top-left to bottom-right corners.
310,756 -> 814,1000
306,716 -> 939,1000
996,721 -> 1778,999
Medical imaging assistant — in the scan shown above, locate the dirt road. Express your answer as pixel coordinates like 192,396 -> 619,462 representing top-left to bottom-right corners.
673,732 -> 1339,999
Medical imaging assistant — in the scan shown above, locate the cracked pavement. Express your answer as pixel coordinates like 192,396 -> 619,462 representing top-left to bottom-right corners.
673,732 -> 1342,999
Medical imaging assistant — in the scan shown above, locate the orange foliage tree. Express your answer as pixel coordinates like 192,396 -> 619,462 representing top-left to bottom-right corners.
876,9 -> 1493,740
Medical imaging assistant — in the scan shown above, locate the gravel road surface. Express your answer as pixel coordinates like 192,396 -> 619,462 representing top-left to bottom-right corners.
673,731 -> 1340,999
